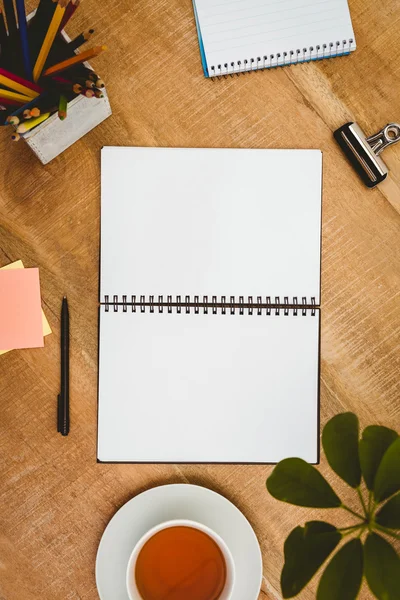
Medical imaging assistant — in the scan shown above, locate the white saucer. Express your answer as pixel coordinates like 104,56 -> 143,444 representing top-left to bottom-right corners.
96,483 -> 263,600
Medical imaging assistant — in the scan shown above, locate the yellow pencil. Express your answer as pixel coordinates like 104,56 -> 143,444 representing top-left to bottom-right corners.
43,46 -> 107,77
0,75 -> 38,99
33,3 -> 67,82
17,112 -> 51,133
0,89 -> 33,103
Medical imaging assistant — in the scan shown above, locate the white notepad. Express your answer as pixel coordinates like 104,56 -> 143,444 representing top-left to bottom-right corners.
98,147 -> 322,463
193,0 -> 356,77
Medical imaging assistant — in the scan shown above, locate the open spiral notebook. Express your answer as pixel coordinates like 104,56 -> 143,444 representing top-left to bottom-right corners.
98,147 -> 322,463
193,0 -> 356,77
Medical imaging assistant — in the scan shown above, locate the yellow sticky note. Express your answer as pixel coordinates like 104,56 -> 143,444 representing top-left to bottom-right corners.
0,260 -> 52,355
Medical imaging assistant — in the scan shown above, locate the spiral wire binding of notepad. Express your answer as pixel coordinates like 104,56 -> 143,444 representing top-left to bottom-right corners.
103,295 -> 317,316
209,38 -> 355,78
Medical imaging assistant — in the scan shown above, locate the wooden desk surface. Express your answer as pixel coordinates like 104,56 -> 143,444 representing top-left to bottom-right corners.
0,0 -> 399,598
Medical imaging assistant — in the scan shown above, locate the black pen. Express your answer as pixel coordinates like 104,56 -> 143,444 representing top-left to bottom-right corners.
57,296 -> 70,436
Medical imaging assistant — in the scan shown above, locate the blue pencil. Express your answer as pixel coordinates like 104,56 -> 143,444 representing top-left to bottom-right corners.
15,0 -> 32,79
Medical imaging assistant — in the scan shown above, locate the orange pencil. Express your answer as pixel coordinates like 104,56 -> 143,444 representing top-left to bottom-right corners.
43,46 -> 107,76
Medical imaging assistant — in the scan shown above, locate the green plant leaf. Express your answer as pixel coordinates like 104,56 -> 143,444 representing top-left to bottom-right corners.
281,521 -> 342,598
364,533 -> 400,600
376,493 -> 400,530
317,538 -> 363,600
359,426 -> 398,490
374,437 -> 400,503
267,458 -> 341,508
322,413 -> 361,488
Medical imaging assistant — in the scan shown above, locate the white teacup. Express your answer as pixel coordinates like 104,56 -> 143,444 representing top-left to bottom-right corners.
126,519 -> 235,600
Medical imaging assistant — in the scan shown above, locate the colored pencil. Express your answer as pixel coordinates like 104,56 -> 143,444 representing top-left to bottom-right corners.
15,0 -> 32,79
58,0 -> 79,31
0,97 -> 21,107
50,75 -> 82,95
9,91 -> 49,116
3,0 -> 17,36
85,69 -> 98,81
0,9 -> 7,48
68,28 -> 94,51
52,75 -> 73,84
1,0 -> 106,143
58,93 -> 67,119
17,111 -> 51,132
73,76 -> 94,88
0,75 -> 38,98
43,45 -> 107,76
33,2 -> 67,82
0,68 -> 43,94
83,68 -> 104,88
30,0 -> 58,58
0,89 -> 33,103
11,132 -> 20,141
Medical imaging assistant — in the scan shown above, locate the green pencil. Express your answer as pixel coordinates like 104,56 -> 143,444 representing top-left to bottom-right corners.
58,93 -> 67,120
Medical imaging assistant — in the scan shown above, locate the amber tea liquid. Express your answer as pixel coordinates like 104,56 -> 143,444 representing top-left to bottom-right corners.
134,526 -> 227,600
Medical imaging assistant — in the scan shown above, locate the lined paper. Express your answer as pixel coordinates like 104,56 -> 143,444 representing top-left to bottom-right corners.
194,0 -> 355,74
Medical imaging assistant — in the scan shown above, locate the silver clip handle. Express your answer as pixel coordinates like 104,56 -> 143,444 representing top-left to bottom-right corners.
367,123 -> 400,155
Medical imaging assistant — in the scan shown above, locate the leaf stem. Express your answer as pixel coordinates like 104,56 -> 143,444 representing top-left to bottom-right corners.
356,487 -> 368,518
341,504 -> 365,521
368,491 -> 373,515
374,524 -> 400,541
338,524 -> 363,533
357,526 -> 366,539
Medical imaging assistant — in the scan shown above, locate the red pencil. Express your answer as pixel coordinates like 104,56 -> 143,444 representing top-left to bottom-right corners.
58,0 -> 79,31
0,68 -> 43,94
0,98 -> 22,107
0,95 -> 26,106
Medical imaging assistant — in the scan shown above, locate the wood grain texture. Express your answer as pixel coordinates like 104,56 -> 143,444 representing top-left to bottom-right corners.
0,0 -> 399,598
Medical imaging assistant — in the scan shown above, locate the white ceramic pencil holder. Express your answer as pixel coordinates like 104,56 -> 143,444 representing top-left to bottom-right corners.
21,18 -> 112,165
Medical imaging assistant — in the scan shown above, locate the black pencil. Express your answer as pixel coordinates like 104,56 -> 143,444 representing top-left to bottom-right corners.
3,0 -> 17,36
68,28 -> 94,52
58,296 -> 70,436
29,0 -> 57,61
0,8 -> 8,49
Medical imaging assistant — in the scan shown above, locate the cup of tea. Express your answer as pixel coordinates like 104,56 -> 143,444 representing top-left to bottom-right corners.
126,519 -> 235,600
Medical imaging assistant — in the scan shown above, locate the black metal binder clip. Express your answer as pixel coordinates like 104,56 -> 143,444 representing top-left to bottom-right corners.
334,122 -> 400,188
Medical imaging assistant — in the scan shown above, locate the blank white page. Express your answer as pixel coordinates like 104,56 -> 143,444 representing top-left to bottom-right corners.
101,147 -> 322,304
98,308 -> 320,463
194,0 -> 356,74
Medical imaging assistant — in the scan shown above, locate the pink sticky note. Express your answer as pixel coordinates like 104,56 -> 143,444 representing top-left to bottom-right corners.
0,268 -> 44,350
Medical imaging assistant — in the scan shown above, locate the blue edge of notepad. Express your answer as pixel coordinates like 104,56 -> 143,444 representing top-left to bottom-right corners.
192,0 -> 350,79
192,0 -> 209,77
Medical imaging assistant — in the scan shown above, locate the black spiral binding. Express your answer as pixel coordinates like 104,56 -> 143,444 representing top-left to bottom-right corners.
103,295 -> 317,316
209,38 -> 354,79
